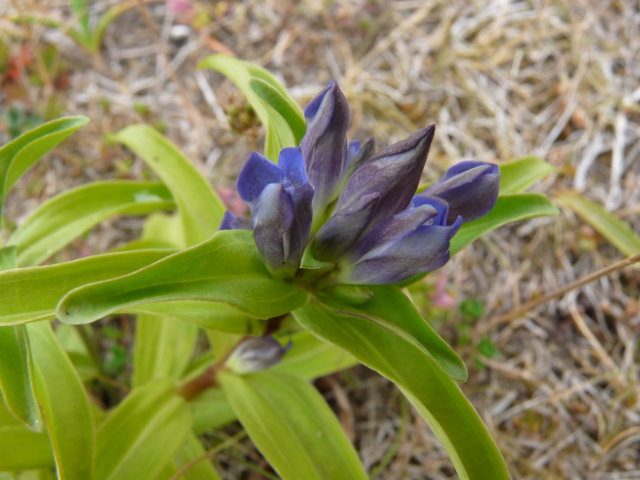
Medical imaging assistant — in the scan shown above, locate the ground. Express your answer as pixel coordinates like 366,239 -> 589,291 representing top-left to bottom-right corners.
1,0 -> 639,478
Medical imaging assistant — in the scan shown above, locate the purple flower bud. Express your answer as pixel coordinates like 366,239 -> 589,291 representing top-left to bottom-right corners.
338,196 -> 462,284
237,149 -> 313,274
419,161 -> 499,223
311,192 -> 380,261
226,336 -> 292,374
312,126 -> 435,261
300,82 -> 350,214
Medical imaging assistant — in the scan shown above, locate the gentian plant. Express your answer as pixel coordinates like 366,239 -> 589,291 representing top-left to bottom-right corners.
0,55 -> 558,479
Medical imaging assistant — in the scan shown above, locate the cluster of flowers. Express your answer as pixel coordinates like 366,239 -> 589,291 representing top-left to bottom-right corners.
221,83 -> 499,285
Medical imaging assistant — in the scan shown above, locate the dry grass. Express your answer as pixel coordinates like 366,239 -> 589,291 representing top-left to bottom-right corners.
1,0 -> 639,478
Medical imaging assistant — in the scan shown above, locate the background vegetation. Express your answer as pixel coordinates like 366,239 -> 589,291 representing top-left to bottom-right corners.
1,0 -> 638,478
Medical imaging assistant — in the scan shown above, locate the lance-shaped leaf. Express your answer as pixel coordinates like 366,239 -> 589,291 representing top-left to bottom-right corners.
272,330 -> 358,379
199,55 -> 299,161
319,285 -> 466,381
250,77 -> 306,144
113,124 -> 225,246
9,181 -> 175,267
132,314 -> 198,387
499,156 -> 555,194
0,249 -> 172,326
165,433 -> 222,480
220,370 -> 368,480
112,211 -> 184,252
191,387 -> 237,434
450,193 -> 559,254
0,325 -> 40,430
127,301 -> 265,334
95,379 -> 190,480
28,321 -> 96,480
0,247 -> 41,431
191,331 -> 358,434
294,301 -> 510,480
556,191 -> 640,256
0,116 -> 88,223
57,230 -> 308,325
0,401 -> 52,470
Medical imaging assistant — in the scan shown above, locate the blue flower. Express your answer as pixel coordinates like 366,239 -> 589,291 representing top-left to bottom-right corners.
223,83 -> 500,285
311,125 -> 436,262
300,81 -> 350,216
236,147 -> 313,275
417,161 -> 500,223
336,196 -> 462,284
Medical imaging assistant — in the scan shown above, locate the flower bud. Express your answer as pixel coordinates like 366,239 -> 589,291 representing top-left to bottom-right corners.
338,197 -> 461,284
236,149 -> 313,274
226,337 -> 292,374
419,161 -> 499,223
300,82 -> 350,214
312,126 -> 435,262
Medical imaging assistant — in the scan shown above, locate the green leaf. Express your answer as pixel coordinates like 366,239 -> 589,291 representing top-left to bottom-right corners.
0,249 -> 171,325
128,301 -> 265,334
0,245 -> 16,270
9,181 -> 175,267
0,116 -> 88,221
0,247 -> 42,431
191,330 -> 359,434
167,433 -> 221,480
499,156 -> 555,194
0,325 -> 41,431
95,379 -> 190,480
198,55 -> 299,160
69,0 -> 91,41
220,370 -> 367,480
294,301 -> 510,480
556,191 -> 640,256
112,124 -> 225,245
136,211 -> 184,248
57,230 -> 308,325
320,285 -> 467,381
111,212 -> 184,252
273,330 -> 359,379
451,193 -> 559,254
0,401 -> 52,470
250,78 -> 306,143
28,322 -> 95,480
132,314 -> 198,387
191,387 -> 237,434
55,324 -> 100,381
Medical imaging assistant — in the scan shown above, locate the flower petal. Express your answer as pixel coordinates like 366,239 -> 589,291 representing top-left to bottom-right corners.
350,203 -> 439,258
340,216 -> 462,285
336,125 -> 435,228
300,82 -> 350,212
311,192 -> 381,261
237,152 -> 283,203
278,147 -> 308,187
252,183 -> 296,272
421,161 -> 499,223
